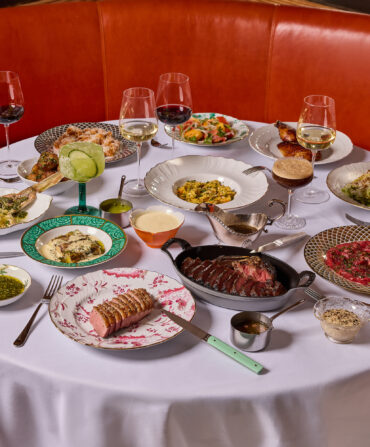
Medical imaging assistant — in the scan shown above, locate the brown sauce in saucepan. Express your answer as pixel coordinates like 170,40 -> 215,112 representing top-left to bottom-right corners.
235,320 -> 269,334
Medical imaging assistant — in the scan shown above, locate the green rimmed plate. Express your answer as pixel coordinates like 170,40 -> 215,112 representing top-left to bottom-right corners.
21,215 -> 127,269
164,112 -> 249,147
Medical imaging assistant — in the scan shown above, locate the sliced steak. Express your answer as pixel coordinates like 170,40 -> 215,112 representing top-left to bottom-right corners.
232,256 -> 276,282
191,260 -> 213,281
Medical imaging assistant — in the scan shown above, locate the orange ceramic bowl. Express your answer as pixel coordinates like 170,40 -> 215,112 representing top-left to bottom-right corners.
130,205 -> 185,248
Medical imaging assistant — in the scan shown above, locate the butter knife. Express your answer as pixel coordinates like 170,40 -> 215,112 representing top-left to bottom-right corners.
250,232 -> 308,253
0,252 -> 25,258
160,308 -> 264,374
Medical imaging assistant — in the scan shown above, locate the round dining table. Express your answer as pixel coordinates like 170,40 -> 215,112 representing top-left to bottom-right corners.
0,120 -> 369,447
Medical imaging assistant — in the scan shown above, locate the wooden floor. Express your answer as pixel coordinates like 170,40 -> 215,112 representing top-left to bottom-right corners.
1,0 -> 368,13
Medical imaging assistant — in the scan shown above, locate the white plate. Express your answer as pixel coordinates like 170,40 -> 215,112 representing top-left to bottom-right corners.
249,122 -> 353,165
164,112 -> 249,147
144,155 -> 268,211
0,264 -> 31,307
49,268 -> 196,350
17,157 -> 74,196
326,161 -> 370,210
0,188 -> 52,236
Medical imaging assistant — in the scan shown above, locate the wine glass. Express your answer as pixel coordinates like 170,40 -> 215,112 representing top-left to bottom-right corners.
0,71 -> 24,178
59,142 -> 105,216
119,87 -> 158,197
156,73 -> 192,154
272,157 -> 313,230
295,95 -> 336,204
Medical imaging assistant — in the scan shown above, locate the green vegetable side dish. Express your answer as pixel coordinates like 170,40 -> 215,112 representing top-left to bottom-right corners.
100,199 -> 132,214
0,275 -> 25,300
341,170 -> 370,207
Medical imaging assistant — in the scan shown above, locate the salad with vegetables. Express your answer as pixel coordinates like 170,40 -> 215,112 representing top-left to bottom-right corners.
178,115 -> 236,144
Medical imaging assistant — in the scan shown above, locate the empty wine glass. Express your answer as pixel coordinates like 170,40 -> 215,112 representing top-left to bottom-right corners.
119,88 -> 158,197
156,73 -> 192,154
0,71 -> 24,178
295,95 -> 336,204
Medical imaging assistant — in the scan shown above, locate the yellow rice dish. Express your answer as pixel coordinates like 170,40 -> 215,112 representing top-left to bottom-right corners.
176,180 -> 236,204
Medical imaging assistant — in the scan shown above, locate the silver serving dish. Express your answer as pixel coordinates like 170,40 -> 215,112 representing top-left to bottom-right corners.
195,199 -> 285,247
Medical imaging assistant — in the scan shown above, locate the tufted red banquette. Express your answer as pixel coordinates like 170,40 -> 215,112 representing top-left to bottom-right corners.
0,0 -> 369,149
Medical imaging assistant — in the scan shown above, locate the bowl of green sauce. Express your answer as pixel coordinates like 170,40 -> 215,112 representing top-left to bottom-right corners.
99,198 -> 133,228
0,264 -> 31,307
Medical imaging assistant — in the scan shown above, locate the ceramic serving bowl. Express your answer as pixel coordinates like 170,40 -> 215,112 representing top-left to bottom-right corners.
314,296 -> 369,343
17,157 -> 74,196
0,264 -> 31,307
130,205 -> 185,248
21,215 -> 127,268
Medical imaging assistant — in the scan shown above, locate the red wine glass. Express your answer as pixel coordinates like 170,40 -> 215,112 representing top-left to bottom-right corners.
156,73 -> 192,154
0,71 -> 24,179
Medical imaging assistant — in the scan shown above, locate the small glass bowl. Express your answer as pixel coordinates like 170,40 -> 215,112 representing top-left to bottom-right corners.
314,296 -> 369,344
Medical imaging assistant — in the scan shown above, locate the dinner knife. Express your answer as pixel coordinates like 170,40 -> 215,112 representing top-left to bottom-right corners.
345,213 -> 370,227
0,252 -> 25,259
160,308 -> 264,374
250,232 -> 308,253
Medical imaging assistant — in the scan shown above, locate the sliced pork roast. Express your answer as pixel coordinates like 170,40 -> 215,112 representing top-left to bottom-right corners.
180,256 -> 286,297
90,288 -> 153,337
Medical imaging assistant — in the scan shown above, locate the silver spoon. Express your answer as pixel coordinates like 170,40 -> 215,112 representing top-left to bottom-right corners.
151,139 -> 169,149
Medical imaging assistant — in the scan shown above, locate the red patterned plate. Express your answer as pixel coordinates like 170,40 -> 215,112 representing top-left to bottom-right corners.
49,268 -> 196,350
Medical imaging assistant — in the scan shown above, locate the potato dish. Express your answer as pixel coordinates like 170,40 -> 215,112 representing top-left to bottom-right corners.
176,180 -> 236,204
179,116 -> 235,144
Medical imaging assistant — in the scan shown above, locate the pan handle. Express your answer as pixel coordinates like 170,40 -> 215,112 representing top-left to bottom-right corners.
297,271 -> 316,288
266,199 -> 286,225
161,238 -> 192,263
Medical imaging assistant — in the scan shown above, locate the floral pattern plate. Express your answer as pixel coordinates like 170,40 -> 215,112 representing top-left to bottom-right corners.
49,268 -> 196,350
249,122 -> 353,165
34,122 -> 136,164
164,113 -> 249,147
21,215 -> 127,268
304,225 -> 370,295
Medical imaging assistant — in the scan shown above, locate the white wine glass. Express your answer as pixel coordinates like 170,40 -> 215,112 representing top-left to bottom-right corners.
0,71 -> 24,178
119,88 -> 158,197
156,73 -> 192,155
295,95 -> 336,204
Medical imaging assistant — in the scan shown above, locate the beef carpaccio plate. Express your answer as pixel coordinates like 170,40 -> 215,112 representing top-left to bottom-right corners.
325,241 -> 370,286
161,238 -> 315,311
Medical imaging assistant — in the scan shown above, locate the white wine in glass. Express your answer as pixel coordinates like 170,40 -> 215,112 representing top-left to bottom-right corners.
295,95 -> 336,204
119,88 -> 158,197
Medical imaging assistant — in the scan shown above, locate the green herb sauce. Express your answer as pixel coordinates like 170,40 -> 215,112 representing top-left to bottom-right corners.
0,275 -> 25,300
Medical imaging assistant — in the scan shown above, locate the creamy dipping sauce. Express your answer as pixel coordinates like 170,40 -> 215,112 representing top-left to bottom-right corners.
134,212 -> 180,233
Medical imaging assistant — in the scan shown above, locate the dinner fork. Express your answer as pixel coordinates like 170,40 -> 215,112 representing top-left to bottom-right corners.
13,275 -> 63,347
305,287 -> 370,308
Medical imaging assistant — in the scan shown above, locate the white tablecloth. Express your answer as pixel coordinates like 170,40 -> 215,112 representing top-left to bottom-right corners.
1,121 -> 369,447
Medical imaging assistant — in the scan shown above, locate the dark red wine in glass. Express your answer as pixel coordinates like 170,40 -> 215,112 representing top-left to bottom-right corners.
156,104 -> 192,126
0,71 -> 24,178
156,73 -> 192,154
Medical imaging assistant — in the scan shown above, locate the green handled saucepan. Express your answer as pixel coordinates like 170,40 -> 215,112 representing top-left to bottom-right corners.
160,307 -> 264,374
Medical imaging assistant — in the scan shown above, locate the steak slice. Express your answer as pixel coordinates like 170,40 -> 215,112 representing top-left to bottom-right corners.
232,256 -> 276,282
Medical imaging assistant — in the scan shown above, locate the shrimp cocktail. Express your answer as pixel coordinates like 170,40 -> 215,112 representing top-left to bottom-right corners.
272,157 -> 313,230
59,141 -> 105,216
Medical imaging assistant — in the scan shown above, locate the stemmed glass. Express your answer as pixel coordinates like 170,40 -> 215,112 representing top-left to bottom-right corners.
59,142 -> 105,216
0,71 -> 24,178
119,87 -> 158,197
295,95 -> 336,204
156,73 -> 192,154
272,157 -> 313,230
